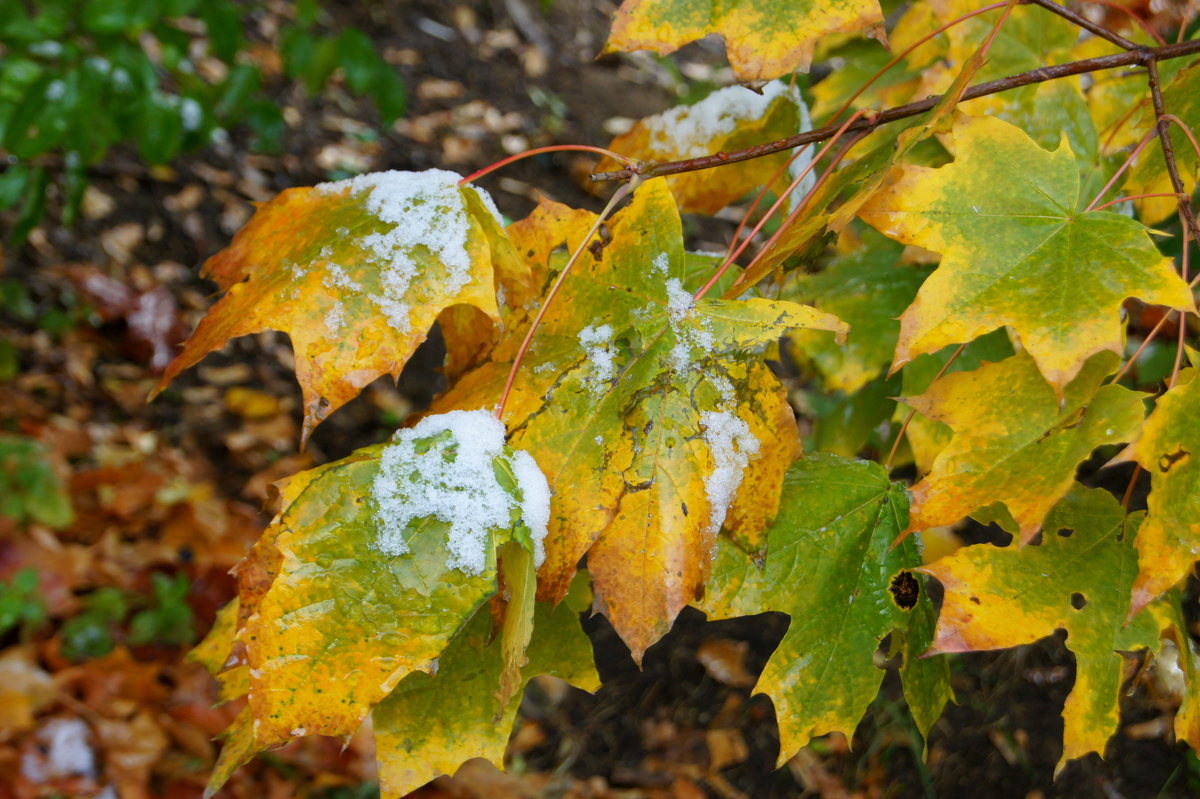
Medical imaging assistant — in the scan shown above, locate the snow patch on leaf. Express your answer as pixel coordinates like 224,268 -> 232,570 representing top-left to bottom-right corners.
644,81 -> 793,158
666,277 -> 714,371
372,410 -> 549,574
578,324 -> 617,395
317,170 -> 491,334
700,411 -> 760,535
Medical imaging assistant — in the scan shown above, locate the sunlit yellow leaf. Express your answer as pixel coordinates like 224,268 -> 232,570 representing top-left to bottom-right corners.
901,351 -> 1143,541
604,0 -> 886,82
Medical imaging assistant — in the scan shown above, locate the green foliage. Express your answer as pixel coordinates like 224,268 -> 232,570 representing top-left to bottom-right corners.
0,433 -> 72,528
0,569 -> 47,640
60,573 -> 194,661
0,0 -> 406,240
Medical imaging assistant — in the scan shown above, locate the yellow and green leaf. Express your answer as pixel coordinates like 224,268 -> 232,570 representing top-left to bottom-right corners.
861,114 -> 1194,393
1130,369 -> 1200,612
604,0 -> 886,82
156,171 -> 524,440
901,351 -> 1144,541
921,485 -> 1158,771
433,179 -> 846,660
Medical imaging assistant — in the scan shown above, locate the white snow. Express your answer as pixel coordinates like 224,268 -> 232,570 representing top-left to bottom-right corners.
317,170 -> 492,334
700,411 -> 760,535
652,251 -> 670,275
665,278 -> 714,371
45,80 -> 65,101
325,302 -> 345,331
787,92 -> 816,211
21,718 -> 96,782
643,80 -> 792,158
372,410 -> 550,574
578,324 -> 616,394
509,449 -> 550,566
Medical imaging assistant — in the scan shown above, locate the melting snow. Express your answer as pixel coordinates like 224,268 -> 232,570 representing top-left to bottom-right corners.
372,410 -> 550,575
578,324 -> 616,394
317,170 -> 495,334
700,411 -> 760,535
643,80 -> 792,158
652,251 -> 670,275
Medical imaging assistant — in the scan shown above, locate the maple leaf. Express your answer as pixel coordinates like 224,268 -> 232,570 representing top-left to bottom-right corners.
1128,370 -> 1200,613
901,351 -> 1144,541
604,0 -> 886,81
372,578 -> 598,797
699,454 -> 951,761
599,81 -> 810,214
197,410 -> 549,796
860,114 -> 1195,393
432,180 -> 847,659
155,170 -> 524,440
921,486 -> 1159,770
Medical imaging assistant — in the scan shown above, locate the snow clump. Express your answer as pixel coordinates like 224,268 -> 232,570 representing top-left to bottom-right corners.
665,277 -> 714,371
700,411 -> 760,535
371,410 -> 550,575
577,324 -> 616,395
644,80 -> 793,158
317,170 -> 492,334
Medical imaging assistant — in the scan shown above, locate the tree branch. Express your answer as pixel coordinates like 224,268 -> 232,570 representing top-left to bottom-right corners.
592,39 -> 1200,183
1023,0 -> 1138,51
1146,58 -> 1200,244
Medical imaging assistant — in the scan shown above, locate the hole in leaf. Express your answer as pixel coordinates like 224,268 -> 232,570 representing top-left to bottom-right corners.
1071,592 -> 1087,610
1056,527 -> 1073,538
889,570 -> 919,610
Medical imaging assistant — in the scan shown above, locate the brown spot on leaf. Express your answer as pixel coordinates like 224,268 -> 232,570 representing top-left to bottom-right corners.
889,571 -> 919,610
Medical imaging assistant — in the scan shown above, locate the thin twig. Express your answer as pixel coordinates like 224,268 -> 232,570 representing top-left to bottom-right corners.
1085,0 -> 1166,45
1085,125 -> 1160,211
1146,58 -> 1200,250
1023,0 -> 1139,50
494,177 -> 640,420
461,144 -> 636,186
592,38 -> 1200,184
885,343 -> 969,471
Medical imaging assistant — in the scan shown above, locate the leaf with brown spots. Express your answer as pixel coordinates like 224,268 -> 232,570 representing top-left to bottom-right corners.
922,486 -> 1158,771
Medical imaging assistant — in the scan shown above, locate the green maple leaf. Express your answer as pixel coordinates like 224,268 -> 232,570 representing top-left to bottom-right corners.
860,114 -> 1194,394
603,0 -> 886,81
901,351 -> 1143,541
698,454 -> 951,761
373,578 -> 598,797
1129,369 -> 1200,612
433,180 -> 847,660
922,485 -> 1158,771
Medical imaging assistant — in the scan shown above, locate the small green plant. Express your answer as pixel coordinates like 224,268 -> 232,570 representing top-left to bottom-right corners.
0,434 -> 72,528
59,573 -> 194,661
0,0 -> 406,241
0,569 -> 47,641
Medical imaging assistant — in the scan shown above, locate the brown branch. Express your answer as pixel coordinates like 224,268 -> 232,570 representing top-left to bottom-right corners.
592,38 -> 1200,183
1023,0 -> 1138,51
1147,58 -> 1200,244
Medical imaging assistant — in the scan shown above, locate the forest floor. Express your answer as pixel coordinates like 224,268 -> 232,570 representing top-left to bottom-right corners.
2,1 -> 1199,798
